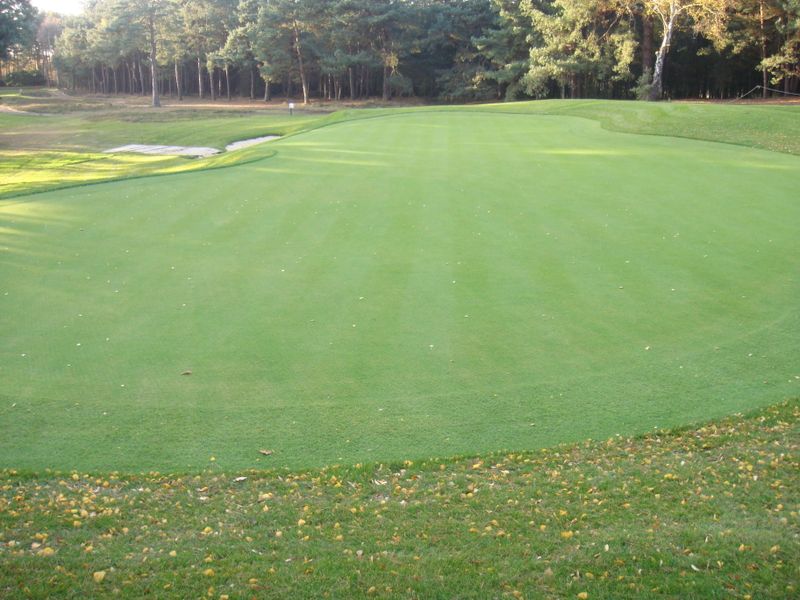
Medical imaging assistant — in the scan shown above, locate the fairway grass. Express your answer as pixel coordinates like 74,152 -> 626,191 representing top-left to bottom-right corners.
1,106 -> 798,472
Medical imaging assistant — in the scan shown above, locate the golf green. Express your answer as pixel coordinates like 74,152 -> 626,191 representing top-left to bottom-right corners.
1,110 -> 798,472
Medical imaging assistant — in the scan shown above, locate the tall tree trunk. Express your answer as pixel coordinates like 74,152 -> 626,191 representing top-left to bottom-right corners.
197,55 -> 204,98
210,67 -> 216,101
137,59 -> 146,96
112,66 -> 118,94
349,67 -> 355,100
293,22 -> 309,104
148,13 -> 160,108
759,0 -> 768,98
642,14 -> 654,75
174,60 -> 183,100
264,78 -> 270,102
382,66 -> 391,101
250,67 -> 255,100
649,8 -> 677,101
224,64 -> 230,100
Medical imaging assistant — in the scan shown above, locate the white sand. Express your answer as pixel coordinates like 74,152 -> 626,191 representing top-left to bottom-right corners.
105,136 -> 280,158
225,135 -> 281,151
104,144 -> 220,157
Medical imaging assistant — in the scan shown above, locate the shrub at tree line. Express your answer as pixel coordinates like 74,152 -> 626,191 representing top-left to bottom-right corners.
1,0 -> 798,104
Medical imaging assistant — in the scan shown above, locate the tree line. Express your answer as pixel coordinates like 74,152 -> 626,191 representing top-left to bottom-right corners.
2,0 -> 798,104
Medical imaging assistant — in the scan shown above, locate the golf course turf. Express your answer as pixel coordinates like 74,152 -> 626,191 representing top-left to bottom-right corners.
1,102 -> 798,473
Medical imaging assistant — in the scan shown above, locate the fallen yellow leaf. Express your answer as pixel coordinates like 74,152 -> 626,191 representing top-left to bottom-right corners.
93,571 -> 106,583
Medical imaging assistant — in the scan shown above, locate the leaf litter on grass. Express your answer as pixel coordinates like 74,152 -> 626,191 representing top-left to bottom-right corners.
0,400 -> 797,598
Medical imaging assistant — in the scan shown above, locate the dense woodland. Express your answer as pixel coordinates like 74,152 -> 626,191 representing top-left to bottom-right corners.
1,0 -> 799,103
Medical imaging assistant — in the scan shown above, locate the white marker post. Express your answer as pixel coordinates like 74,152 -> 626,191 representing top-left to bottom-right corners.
288,102 -> 295,116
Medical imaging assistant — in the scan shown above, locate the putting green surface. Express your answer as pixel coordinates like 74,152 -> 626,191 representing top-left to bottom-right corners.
1,109 -> 798,472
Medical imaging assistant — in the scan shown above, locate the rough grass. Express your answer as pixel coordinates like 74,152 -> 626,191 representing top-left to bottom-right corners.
2,108 -> 798,472
1,400 -> 797,599
0,151 -> 188,198
0,111 -> 322,152
0,86 -> 331,199
0,110 -> 326,199
479,99 -> 800,156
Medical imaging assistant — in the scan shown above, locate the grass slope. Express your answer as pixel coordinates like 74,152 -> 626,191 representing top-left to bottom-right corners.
1,400 -> 797,599
0,88 -> 328,199
479,99 -> 800,155
1,108 -> 798,471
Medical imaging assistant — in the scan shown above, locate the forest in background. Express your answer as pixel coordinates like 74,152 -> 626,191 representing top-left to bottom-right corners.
1,0 -> 799,104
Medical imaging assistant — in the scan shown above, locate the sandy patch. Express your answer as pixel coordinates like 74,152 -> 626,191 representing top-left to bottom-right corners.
104,136 -> 281,158
104,144 -> 220,157
225,136 -> 280,151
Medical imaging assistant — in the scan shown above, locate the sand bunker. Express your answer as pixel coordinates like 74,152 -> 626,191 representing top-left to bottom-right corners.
104,144 -> 220,157
105,136 -> 280,158
225,136 -> 280,151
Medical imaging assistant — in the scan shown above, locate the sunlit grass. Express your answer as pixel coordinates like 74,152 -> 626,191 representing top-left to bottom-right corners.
0,150 -> 186,197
